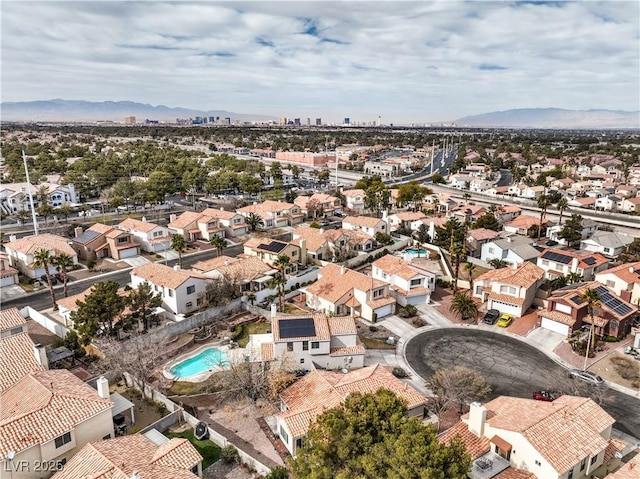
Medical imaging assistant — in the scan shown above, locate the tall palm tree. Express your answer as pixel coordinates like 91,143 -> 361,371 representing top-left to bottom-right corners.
556,196 -> 569,226
488,258 -> 508,269
451,242 -> 465,292
465,262 -> 476,295
210,235 -> 226,257
245,213 -> 264,231
273,254 -> 291,311
565,272 -> 584,284
54,252 -> 74,298
536,194 -> 551,240
579,287 -> 602,370
33,248 -> 58,310
450,292 -> 479,321
171,234 -> 186,268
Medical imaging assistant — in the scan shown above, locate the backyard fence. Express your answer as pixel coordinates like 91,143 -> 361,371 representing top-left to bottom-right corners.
21,306 -> 69,338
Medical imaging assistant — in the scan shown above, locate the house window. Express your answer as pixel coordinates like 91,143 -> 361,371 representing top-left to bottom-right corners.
590,454 -> 598,465
410,279 -> 422,286
300,358 -> 305,364
580,458 -> 586,471
102,434 -> 111,440
302,341 -> 309,351
187,285 -> 196,294
488,247 -> 495,254
296,438 -> 303,449
605,280 -> 615,288
168,289 -> 174,297
311,342 -> 319,349
541,259 -> 549,266
534,460 -> 541,467
287,342 -> 294,352
280,426 -> 289,444
186,302 -> 193,309
197,297 -> 203,306
10,327 -> 23,335
291,250 -> 297,256
568,470 -> 573,479
476,286 -> 483,295
55,431 -> 72,448
373,289 -> 383,298
499,285 -> 516,295
117,236 -> 128,244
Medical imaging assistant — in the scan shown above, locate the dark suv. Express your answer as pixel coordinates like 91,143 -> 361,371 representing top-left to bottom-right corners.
483,309 -> 500,325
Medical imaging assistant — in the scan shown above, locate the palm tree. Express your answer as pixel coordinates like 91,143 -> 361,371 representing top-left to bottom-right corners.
33,248 -> 57,310
450,292 -> 479,321
465,262 -> 476,295
171,234 -> 186,268
579,287 -> 602,370
210,235 -> 226,257
565,272 -> 584,284
273,254 -> 291,311
556,196 -> 569,226
54,253 -> 74,298
245,213 -> 264,231
488,258 -> 508,269
536,194 -> 551,240
451,242 -> 465,292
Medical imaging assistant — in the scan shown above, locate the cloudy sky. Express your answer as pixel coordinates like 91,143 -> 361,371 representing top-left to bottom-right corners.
2,1 -> 638,123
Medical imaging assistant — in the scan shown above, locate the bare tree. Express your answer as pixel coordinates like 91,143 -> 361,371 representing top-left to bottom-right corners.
427,366 -> 491,417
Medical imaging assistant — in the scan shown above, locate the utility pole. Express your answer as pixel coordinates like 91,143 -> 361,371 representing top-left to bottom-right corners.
22,150 -> 39,235
430,139 -> 435,175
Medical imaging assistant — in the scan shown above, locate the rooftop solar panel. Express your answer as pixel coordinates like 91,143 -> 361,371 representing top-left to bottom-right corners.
542,251 -> 574,264
594,285 -> 633,316
74,229 -> 100,244
570,295 -> 583,305
279,318 -> 316,339
258,241 -> 287,253
583,257 -> 596,265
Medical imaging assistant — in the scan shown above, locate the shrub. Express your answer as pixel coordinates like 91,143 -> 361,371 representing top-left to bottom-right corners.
369,326 -> 379,333
221,445 -> 239,464
392,367 -> 408,378
603,335 -> 619,342
266,466 -> 290,479
412,317 -> 423,327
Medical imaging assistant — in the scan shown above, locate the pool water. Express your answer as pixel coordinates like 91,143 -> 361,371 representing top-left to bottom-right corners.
403,248 -> 428,255
170,347 -> 228,378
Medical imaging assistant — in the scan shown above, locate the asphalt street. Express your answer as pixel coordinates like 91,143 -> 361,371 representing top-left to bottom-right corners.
405,328 -> 640,438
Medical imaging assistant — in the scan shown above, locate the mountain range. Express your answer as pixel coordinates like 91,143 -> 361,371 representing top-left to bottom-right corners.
1,100 -> 638,129
0,99 -> 276,123
454,108 -> 639,129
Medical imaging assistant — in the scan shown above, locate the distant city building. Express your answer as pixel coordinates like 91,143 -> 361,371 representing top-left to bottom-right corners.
294,118 -> 301,126
343,117 -> 350,125
316,118 -> 322,126
124,116 -> 136,125
224,117 -> 231,125
208,116 -> 215,123
279,116 -> 288,125
306,117 -> 311,126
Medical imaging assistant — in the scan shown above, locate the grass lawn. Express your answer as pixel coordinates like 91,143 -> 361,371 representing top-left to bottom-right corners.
359,337 -> 396,350
283,303 -> 307,314
234,321 -> 272,347
166,429 -> 220,469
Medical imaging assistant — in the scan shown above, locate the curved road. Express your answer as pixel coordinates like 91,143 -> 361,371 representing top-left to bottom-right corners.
405,328 -> 640,438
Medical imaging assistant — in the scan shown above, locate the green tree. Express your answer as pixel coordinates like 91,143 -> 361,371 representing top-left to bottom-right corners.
270,161 -> 283,181
273,254 -> 291,311
558,214 -> 584,247
171,234 -> 187,268
147,170 -> 175,202
415,223 -> 430,245
56,204 -> 74,223
464,262 -> 476,292
34,248 -> 58,310
473,213 -> 501,231
536,194 -> 552,240
316,169 -> 330,186
245,212 -> 264,231
37,203 -> 55,223
126,281 -> 163,331
428,365 -> 491,416
290,389 -> 471,479
488,258 -> 508,269
433,218 -> 465,250
450,242 -> 466,292
618,237 -> 640,263
53,252 -> 74,298
396,181 -> 431,211
565,272 -> 584,284
580,287 -> 602,365
431,172 -> 446,184
210,235 -> 226,257
449,292 -> 478,321
556,196 -> 569,225
71,281 -> 125,344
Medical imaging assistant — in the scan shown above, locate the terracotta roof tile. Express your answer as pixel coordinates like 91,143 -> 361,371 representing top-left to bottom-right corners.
439,421 -> 490,459
343,215 -> 384,228
474,262 -> 545,289
201,207 -> 238,220
88,222 -> 114,234
0,307 -> 26,331
132,263 -> 210,289
0,332 -> 44,392
191,255 -> 239,273
327,316 -> 357,335
118,217 -> 160,233
538,309 -> 576,326
168,211 -> 202,230
5,233 -> 76,257
488,292 -> 526,305
604,454 -> 640,479
306,264 -> 387,303
505,215 -> 545,229
329,345 -> 366,357
468,228 -> 500,241
596,261 -> 640,285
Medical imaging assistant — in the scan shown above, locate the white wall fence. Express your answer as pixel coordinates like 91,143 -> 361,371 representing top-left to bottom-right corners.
22,306 -> 69,338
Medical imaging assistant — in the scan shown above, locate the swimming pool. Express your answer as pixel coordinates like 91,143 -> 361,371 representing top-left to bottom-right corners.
169,347 -> 228,379
403,248 -> 428,255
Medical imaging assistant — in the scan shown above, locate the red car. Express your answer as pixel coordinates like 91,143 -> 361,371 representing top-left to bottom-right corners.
532,391 -> 556,402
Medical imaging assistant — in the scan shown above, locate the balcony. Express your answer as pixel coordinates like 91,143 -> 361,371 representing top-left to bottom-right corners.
470,451 -> 510,479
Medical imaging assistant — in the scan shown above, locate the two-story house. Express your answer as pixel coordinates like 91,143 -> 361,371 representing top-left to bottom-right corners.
294,193 -> 342,218
0,181 -> 78,215
342,188 -> 365,214
168,210 -> 225,241
536,249 -> 610,281
449,173 -> 473,189
0,251 -> 19,287
619,196 -> 640,213
466,228 -> 500,258
546,218 -> 598,246
595,195 -> 623,211
469,178 -> 493,193
71,223 -> 116,261
342,215 -> 388,238
580,232 -> 635,259
448,204 -> 487,224
0,307 -> 28,339
103,228 -> 140,260
386,211 -> 427,233
372,254 -> 437,306
494,205 -> 522,224
481,235 -> 541,266
305,264 -> 396,322
117,217 -> 171,252
594,262 -> 640,306
51,434 -> 203,479
503,214 -> 546,236
440,396 -> 622,479
130,264 -> 212,318
275,364 -> 427,457
243,237 -> 304,273
4,234 -> 78,279
237,200 -> 304,229
537,281 -> 636,338
473,262 -> 546,317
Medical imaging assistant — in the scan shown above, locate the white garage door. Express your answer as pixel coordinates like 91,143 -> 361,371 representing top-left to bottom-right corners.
541,317 -> 569,336
375,304 -> 394,319
119,247 -> 139,259
407,294 -> 428,306
488,300 -> 521,318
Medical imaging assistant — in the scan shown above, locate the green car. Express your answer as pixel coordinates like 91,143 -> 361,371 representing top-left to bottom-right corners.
497,314 -> 513,327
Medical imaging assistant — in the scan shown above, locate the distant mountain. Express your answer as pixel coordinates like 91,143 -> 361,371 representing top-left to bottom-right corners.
454,108 -> 639,129
0,99 -> 276,123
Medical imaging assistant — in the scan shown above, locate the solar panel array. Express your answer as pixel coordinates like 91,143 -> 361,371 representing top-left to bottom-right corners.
594,285 -> 633,317
279,318 -> 317,338
542,251 -> 574,264
583,257 -> 596,265
570,295 -> 583,305
259,241 -> 287,253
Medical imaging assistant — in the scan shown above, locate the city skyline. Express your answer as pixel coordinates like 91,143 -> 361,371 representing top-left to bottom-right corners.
2,1 -> 639,124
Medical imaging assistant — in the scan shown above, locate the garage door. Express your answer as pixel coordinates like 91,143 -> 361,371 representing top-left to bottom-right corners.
407,294 -> 428,306
119,247 -> 139,259
541,317 -> 569,336
375,304 -> 394,319
488,300 -> 521,318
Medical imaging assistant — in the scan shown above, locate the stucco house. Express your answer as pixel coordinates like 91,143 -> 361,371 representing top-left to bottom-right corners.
243,237 -> 304,273
275,364 -> 427,456
440,396 -> 624,479
341,215 -> 388,238
371,254 -> 437,306
71,223 -> 115,261
342,188 -> 366,214
580,232 -> 635,259
237,200 -> 304,229
473,262 -> 546,317
503,214 -> 546,236
546,218 -> 598,246
167,210 -> 225,241
0,251 -> 19,287
594,262 -> 640,306
481,235 -> 540,266
4,233 -> 78,279
386,211 -> 427,232
117,217 -> 171,252
536,248 -> 610,281
466,228 -> 500,258
199,207 -> 248,237
305,264 -> 396,322
294,192 -> 342,218
619,197 -> 640,213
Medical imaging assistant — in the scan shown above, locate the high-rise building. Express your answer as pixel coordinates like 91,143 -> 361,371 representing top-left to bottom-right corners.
224,117 -> 231,125
208,116 -> 215,123
316,118 -> 322,126
279,117 -> 288,125
294,118 -> 301,126
306,118 -> 311,126
343,117 -> 350,126
124,116 -> 136,125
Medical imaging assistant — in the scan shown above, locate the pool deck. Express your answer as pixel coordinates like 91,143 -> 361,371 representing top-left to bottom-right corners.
162,342 -> 244,383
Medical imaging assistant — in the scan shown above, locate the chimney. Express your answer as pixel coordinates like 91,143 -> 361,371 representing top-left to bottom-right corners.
630,266 -> 635,273
169,214 -> 177,223
224,260 -> 229,266
9,234 -> 17,243
33,343 -> 48,369
382,210 -> 388,221
141,216 -> 147,222
319,228 -> 325,235
340,265 -> 345,275
220,207 -> 224,211
468,402 -> 487,437
96,376 -> 110,399
74,226 -> 84,238
511,262 -> 517,270
571,257 -> 579,272
506,237 -> 512,243
173,264 -> 180,272
271,303 -> 277,319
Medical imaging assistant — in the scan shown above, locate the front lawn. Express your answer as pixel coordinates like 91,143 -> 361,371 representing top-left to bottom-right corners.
166,429 -> 220,469
233,321 -> 272,347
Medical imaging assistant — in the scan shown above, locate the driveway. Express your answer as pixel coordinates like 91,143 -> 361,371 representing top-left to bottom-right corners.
405,328 -> 640,438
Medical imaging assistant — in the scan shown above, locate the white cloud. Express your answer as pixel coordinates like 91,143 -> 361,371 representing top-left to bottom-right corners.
1,0 -> 638,123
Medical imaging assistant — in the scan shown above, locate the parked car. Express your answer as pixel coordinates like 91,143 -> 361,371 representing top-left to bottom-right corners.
54,272 -> 67,282
532,390 -> 556,402
41,274 -> 57,285
497,313 -> 513,327
483,309 -> 500,325
568,369 -> 604,385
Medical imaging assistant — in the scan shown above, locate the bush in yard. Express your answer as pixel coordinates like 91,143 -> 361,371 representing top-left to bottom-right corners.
369,326 -> 379,332
266,466 -> 289,479
221,445 -> 239,464
392,367 -> 408,378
